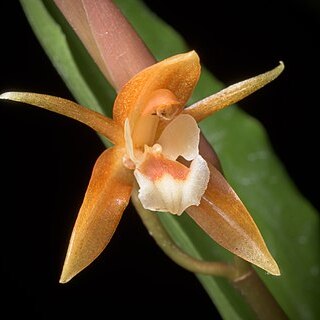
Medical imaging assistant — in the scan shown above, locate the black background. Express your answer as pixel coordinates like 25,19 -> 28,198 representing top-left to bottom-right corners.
1,1 -> 319,319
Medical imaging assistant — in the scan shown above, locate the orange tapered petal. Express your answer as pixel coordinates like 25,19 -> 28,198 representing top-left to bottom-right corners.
184,62 -> 284,122
60,146 -> 133,283
0,92 -> 122,144
186,163 -> 280,275
113,51 -> 201,127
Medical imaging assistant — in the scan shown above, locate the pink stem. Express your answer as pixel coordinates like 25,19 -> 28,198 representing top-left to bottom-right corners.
54,0 -> 155,90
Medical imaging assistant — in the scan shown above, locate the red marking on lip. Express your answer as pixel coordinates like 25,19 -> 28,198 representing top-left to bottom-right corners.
139,153 -> 189,181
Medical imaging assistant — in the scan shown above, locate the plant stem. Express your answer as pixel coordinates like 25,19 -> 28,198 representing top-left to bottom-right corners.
132,190 -> 288,320
131,189 -> 237,279
231,257 -> 288,320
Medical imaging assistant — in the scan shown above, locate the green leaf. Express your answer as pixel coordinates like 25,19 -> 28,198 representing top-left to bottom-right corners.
20,0 -> 115,118
19,0 -> 320,319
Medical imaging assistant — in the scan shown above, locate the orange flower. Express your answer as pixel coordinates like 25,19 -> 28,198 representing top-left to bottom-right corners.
0,51 -> 284,282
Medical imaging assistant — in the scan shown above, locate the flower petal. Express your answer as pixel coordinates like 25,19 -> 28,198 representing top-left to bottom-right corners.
54,0 -> 155,90
134,153 -> 209,215
113,51 -> 201,127
186,163 -> 280,275
184,62 -> 284,122
157,114 -> 200,161
60,147 -> 133,283
142,89 -> 181,120
0,92 -> 122,144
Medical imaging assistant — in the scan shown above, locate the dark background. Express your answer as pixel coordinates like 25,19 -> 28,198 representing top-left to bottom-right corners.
1,1 -> 319,319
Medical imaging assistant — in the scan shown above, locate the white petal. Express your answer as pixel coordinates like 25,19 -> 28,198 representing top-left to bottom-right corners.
157,114 -> 200,161
134,155 -> 209,215
124,118 -> 136,162
181,155 -> 210,208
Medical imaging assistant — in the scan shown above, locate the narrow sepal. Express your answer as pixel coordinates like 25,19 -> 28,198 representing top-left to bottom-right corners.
186,163 -> 280,275
185,62 -> 284,122
60,147 -> 133,283
0,92 -> 122,144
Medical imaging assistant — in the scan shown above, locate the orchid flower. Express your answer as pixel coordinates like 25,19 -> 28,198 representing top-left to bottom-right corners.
1,1 -> 284,284
0,51 -> 283,282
